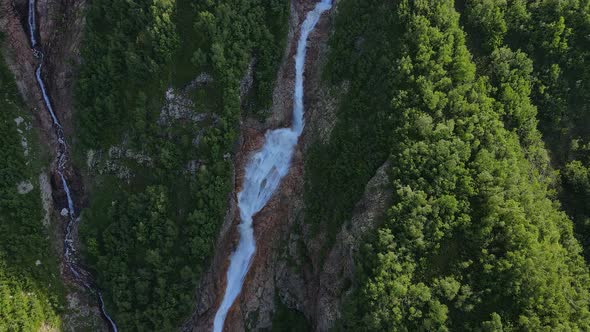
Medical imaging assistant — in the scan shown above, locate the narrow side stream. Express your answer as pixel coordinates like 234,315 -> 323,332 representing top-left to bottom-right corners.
212,1 -> 332,331
27,1 -> 118,330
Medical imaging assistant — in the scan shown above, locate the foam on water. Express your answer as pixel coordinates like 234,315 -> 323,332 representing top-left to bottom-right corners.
212,1 -> 332,331
28,0 -> 36,47
35,61 -> 61,127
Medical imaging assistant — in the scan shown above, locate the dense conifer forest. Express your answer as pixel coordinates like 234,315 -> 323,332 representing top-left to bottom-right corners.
74,0 -> 288,329
308,0 -> 590,330
2,0 -> 590,330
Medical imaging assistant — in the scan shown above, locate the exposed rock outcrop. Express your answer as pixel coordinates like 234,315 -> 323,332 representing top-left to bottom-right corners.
0,0 -> 106,330
302,160 -> 392,330
185,0 -> 391,331
1,0 -> 86,215
5,0 -> 389,330
42,0 -> 86,137
17,180 -> 34,194
184,0 -> 308,330
0,0 -> 55,148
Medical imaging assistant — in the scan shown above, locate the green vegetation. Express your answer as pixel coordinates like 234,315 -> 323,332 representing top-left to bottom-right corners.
304,0 -> 398,254
76,0 -> 288,330
76,0 -> 177,149
0,39 -> 64,330
461,0 -> 590,264
304,0 -> 590,330
271,296 -> 310,332
71,0 -> 590,330
562,139 -> 590,259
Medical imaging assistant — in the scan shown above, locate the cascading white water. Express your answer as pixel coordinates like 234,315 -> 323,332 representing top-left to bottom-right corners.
27,0 -> 37,47
35,61 -> 61,127
27,1 -> 118,330
212,1 -> 332,331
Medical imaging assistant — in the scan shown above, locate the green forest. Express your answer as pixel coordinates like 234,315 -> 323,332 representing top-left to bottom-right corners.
304,0 -> 590,330
57,0 -> 590,329
2,0 -> 590,330
460,0 -> 590,264
0,40 -> 64,330
75,0 -> 288,330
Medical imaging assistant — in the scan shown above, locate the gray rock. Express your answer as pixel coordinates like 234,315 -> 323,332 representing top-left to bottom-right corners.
17,180 -> 34,194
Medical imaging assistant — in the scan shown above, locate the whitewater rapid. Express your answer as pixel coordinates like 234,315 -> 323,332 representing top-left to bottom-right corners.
212,1 -> 332,331
27,1 -> 118,330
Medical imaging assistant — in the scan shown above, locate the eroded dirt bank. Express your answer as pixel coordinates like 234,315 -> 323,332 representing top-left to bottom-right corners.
0,0 -> 106,330
186,0 -> 392,331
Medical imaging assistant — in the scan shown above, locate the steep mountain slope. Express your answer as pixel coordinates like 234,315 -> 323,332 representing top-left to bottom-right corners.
0,36 -> 64,332
74,0 -> 289,330
1,0 -> 110,329
213,0 -> 590,330
321,1 -> 590,330
184,1 -> 339,330
461,0 -> 590,266
1,0 -> 590,331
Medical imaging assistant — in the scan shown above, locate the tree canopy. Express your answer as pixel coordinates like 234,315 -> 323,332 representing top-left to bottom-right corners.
76,0 -> 289,330
462,0 -> 590,266
306,1 -> 590,330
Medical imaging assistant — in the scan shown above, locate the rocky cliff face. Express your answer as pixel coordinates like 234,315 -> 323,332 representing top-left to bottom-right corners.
1,0 -> 86,223
41,0 -> 85,138
187,1 -> 392,331
1,0 -> 54,141
0,1 -> 106,330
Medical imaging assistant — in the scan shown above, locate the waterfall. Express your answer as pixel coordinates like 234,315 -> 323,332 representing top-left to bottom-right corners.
35,60 -> 61,127
27,0 -> 118,330
27,0 -> 37,47
212,1 -> 332,331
